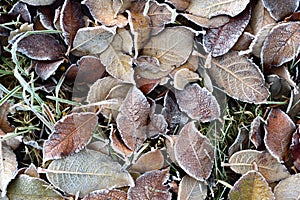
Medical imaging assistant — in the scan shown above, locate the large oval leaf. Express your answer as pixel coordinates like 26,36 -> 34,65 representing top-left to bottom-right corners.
46,149 -> 134,198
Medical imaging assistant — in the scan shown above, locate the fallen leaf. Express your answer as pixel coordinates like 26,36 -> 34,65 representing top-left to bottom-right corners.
264,108 -> 296,162
203,7 -> 251,57
130,149 -> 164,173
178,175 -> 207,200
8,2 -> 31,23
249,116 -> 264,149
290,125 -> 300,170
228,171 -> 275,200
266,75 -> 291,99
72,26 -> 116,56
285,11 -> 300,22
262,0 -> 299,21
20,0 -> 56,6
274,173 -> 300,199
34,59 -> 64,80
175,122 -> 214,181
228,150 -> 290,183
83,0 -> 128,27
43,112 -> 98,162
83,189 -> 127,200
173,68 -> 200,90
147,114 -> 168,138
116,86 -> 150,151
165,0 -> 190,10
175,83 -> 220,122
232,32 -> 254,51
181,14 -> 230,28
186,0 -> 250,18
109,129 -> 133,157
87,140 -> 110,156
46,149 -> 134,198
128,168 -> 171,200
206,51 -> 269,103
261,22 -> 300,67
0,102 -> 15,134
228,127 -> 249,156
100,28 -> 134,83
16,33 -> 66,61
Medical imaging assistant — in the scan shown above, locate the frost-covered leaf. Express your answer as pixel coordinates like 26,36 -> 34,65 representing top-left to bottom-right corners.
46,149 -> 134,198
34,59 -> 64,80
207,51 -> 269,103
82,0 -> 128,27
203,7 -> 251,57
261,22 -> 300,67
175,83 -> 220,122
228,171 -> 275,200
116,86 -> 150,151
83,189 -> 127,200
72,26 -> 116,56
109,129 -> 133,157
262,0 -> 299,21
232,32 -> 254,51
249,116 -> 264,149
173,68 -> 200,90
147,114 -> 168,138
274,174 -> 300,199
228,150 -> 290,183
181,14 -> 230,28
16,34 -> 66,61
175,122 -> 214,181
128,168 -> 171,200
6,174 -> 63,199
43,112 -> 98,162
187,0 -> 250,18
178,175 -> 207,200
0,102 -> 15,134
264,108 -> 296,162
166,0 -> 190,10
20,0 -> 56,6
130,149 -> 164,173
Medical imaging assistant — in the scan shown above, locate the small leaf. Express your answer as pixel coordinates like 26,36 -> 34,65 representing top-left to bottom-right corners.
181,14 -> 230,28
83,189 -> 127,200
206,51 -> 269,103
20,0 -> 56,6
16,34 -> 66,61
262,0 -> 299,20
130,149 -> 164,173
147,114 -> 168,138
128,168 -> 171,200
34,59 -> 64,80
0,102 -> 15,134
7,174 -> 63,200
175,122 -> 214,181
228,171 -> 275,200
228,150 -> 290,183
109,129 -> 133,157
264,108 -> 296,162
186,0 -> 250,18
291,125 -> 300,170
249,116 -> 264,149
261,22 -> 300,67
72,26 -> 116,56
274,174 -> 300,199
43,112 -> 98,162
165,0 -> 190,11
173,68 -> 200,90
46,149 -> 134,198
178,175 -> 207,200
116,86 -> 150,151
175,83 -> 220,122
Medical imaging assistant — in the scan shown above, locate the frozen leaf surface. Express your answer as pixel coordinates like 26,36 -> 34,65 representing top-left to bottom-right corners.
20,0 -> 56,6
274,174 -> 300,199
83,189 -> 127,200
178,175 -> 207,200
262,0 -> 299,20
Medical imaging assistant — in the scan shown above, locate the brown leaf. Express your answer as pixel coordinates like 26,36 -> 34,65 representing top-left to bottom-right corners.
207,51 -> 269,103
16,34 -> 66,61
20,0 -> 56,6
165,0 -> 190,11
147,114 -> 168,138
290,125 -> 300,170
228,171 -> 275,200
8,2 -> 31,23
232,32 -> 254,51
43,112 -> 98,162
128,168 -> 171,200
175,83 -> 220,122
274,174 -> 300,199
175,122 -> 214,181
264,108 -> 296,162
261,22 -> 300,67
130,149 -> 164,173
181,14 -> 230,28
203,7 -> 251,57
109,129 -> 133,157
60,0 -> 85,47
228,150 -> 290,183
116,86 -> 150,151
285,11 -> 300,22
34,59 -> 64,80
178,175 -> 207,200
173,68 -> 200,90
83,189 -> 127,200
0,102 -> 15,134
249,116 -> 264,149
83,0 -> 128,27
262,0 -> 299,21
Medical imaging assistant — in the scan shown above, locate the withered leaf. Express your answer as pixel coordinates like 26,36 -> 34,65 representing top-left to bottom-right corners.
147,114 -> 168,138
43,112 -> 98,162
16,34 -> 66,61
83,189 -> 127,200
46,149 -> 134,198
261,22 -> 300,67
291,125 -> 300,170
175,83 -> 220,122
274,174 -> 300,199
186,0 -> 250,18
109,129 -> 133,157
130,149 -> 164,173
6,174 -> 63,200
228,150 -> 290,183
116,86 -> 150,151
228,127 -> 249,156
100,28 -> 134,83
228,171 -> 275,200
128,168 -> 171,200
181,14 -> 230,28
0,102 -> 15,134
8,2 -> 31,23
207,51 -> 269,103
72,26 -> 116,56
203,7 -> 251,57
34,59 -> 64,80
83,0 -> 128,27
178,175 -> 207,200
173,68 -> 200,90
20,0 -> 56,6
175,122 -> 214,181
166,0 -> 190,10
264,108 -> 296,162
232,32 -> 254,51
60,0 -> 85,47
249,116 -> 264,149
262,0 -> 299,21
